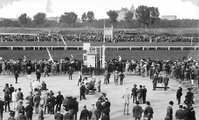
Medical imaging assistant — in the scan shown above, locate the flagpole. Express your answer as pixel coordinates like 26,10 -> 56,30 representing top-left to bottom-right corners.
103,19 -> 105,43
46,47 -> 54,63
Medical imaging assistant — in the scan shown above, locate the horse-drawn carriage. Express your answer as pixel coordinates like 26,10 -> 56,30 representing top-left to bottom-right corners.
83,76 -> 97,95
154,71 -> 170,90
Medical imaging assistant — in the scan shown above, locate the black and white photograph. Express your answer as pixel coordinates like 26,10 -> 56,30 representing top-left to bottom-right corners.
0,0 -> 198,120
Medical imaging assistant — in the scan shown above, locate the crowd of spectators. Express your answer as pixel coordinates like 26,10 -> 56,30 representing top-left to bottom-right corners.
0,31 -> 198,43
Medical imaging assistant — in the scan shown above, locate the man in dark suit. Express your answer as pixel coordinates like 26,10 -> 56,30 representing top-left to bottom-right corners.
80,84 -> 86,100
142,86 -> 147,104
143,101 -> 154,120
164,75 -> 170,90
0,98 -> 4,120
79,105 -> 90,120
165,101 -> 174,120
54,109 -> 63,120
73,98 -> 79,120
55,91 -> 64,113
131,84 -> 138,103
25,101 -> 33,120
68,66 -> 74,80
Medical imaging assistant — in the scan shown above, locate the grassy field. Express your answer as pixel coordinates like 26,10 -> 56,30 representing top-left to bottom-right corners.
1,49 -> 198,61
0,27 -> 198,60
0,27 -> 198,36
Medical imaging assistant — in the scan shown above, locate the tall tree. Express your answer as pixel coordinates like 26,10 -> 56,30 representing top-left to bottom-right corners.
18,13 -> 31,27
106,10 -> 118,26
81,12 -> 87,22
136,5 -> 159,28
59,12 -> 77,27
87,11 -> 94,23
125,11 -> 134,22
33,12 -> 46,27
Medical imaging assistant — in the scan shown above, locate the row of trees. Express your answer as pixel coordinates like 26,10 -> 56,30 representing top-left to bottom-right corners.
0,5 -> 198,28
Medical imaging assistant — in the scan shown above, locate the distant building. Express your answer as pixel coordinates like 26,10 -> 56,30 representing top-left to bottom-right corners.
161,15 -> 177,20
46,17 -> 60,23
116,4 -> 136,21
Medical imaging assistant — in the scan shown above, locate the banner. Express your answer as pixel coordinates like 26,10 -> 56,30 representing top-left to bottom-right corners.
103,25 -> 113,42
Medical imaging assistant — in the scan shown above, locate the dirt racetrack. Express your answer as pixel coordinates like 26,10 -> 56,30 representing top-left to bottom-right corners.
0,73 -> 198,120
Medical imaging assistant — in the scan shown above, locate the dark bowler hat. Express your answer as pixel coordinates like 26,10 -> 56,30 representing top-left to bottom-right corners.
135,101 -> 139,104
169,101 -> 174,105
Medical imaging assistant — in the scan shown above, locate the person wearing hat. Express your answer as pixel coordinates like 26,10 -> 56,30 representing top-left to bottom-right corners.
12,89 -> 18,110
175,105 -> 185,120
16,110 -> 26,120
176,86 -> 183,105
143,101 -> 154,120
90,103 -> 97,120
55,91 -> 64,113
36,69 -> 41,82
54,108 -> 63,120
16,100 -> 25,116
0,97 -> 4,120
152,74 -> 158,90
132,101 -> 143,120
163,74 -> 170,90
63,107 -> 73,120
131,84 -> 138,103
33,92 -> 41,114
38,105 -> 44,120
8,110 -> 15,120
122,87 -> 130,115
184,87 -> 194,106
16,88 -> 24,101
25,101 -> 33,120
184,106 -> 196,120
165,101 -> 174,120
79,105 -> 90,120
73,97 -> 79,120
142,86 -> 147,104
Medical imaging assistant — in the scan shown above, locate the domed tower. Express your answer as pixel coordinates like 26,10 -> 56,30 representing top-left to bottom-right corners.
130,4 -> 135,12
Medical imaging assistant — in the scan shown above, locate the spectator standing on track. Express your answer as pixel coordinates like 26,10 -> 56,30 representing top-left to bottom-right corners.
122,87 -> 130,115
165,101 -> 174,120
12,89 -> 17,110
142,86 -> 147,104
97,78 -> 101,92
184,106 -> 196,120
9,84 -> 14,100
131,84 -> 138,103
113,70 -> 119,85
36,69 -> 41,82
3,83 -> 10,112
80,83 -> 86,100
38,105 -> 44,120
0,97 -> 4,120
55,91 -> 64,113
175,105 -> 185,120
138,85 -> 143,104
184,87 -> 194,106
54,109 -> 63,120
152,74 -> 158,90
25,101 -> 33,120
27,66 -> 32,81
68,66 -> 73,80
119,72 -> 125,85
79,105 -> 90,120
77,71 -> 83,86
132,101 -> 143,120
73,97 -> 79,120
143,101 -> 154,120
33,92 -> 41,114
176,86 -> 183,105
164,74 -> 169,90
8,110 -> 15,120
90,103 -> 97,120
14,71 -> 19,84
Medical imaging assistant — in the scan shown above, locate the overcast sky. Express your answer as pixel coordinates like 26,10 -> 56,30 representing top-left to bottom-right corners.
0,0 -> 198,19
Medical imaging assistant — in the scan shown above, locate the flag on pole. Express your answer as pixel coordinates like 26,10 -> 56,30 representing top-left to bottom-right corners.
46,47 -> 54,62
118,55 -> 122,62
103,20 -> 113,43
